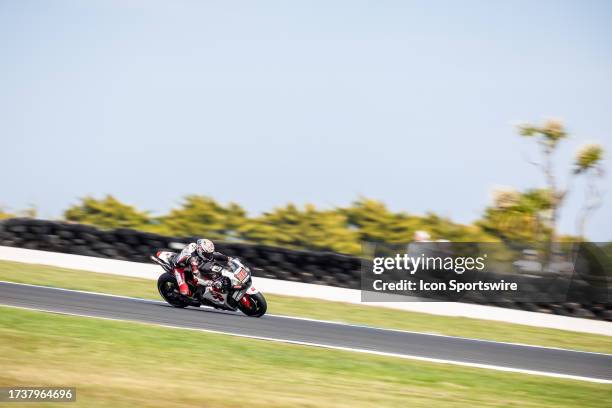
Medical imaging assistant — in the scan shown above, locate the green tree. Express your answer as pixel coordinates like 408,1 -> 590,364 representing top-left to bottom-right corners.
517,120 -> 605,242
341,198 -> 399,243
0,205 -> 37,220
341,198 -> 495,245
418,212 -> 496,242
157,195 -> 247,240
574,143 -> 605,239
478,188 -> 553,242
517,119 -> 568,242
64,195 -> 151,229
242,203 -> 361,254
0,208 -> 13,220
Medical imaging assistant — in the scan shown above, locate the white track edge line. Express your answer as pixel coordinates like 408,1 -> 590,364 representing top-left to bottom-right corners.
2,280 -> 610,357
0,304 -> 610,385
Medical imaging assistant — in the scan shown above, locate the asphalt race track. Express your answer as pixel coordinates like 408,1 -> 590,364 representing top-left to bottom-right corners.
1,281 -> 610,382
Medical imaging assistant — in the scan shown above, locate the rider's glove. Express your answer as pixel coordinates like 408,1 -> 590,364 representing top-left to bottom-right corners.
205,279 -> 223,289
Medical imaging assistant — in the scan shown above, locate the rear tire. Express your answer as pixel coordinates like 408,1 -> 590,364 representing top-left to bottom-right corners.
157,273 -> 189,308
238,292 -> 267,317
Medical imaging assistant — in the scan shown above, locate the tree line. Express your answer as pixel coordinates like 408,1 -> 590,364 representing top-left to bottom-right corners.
1,120 -> 605,255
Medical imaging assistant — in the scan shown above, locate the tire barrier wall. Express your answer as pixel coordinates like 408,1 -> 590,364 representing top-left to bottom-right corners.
0,218 -> 609,321
0,219 -> 362,289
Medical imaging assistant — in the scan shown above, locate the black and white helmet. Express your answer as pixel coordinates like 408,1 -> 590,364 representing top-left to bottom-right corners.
196,238 -> 215,258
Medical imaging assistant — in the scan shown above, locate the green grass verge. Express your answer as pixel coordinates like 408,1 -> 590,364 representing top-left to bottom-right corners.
0,306 -> 610,408
0,260 -> 611,354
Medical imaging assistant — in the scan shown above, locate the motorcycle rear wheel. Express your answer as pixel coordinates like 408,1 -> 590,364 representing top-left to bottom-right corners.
237,292 -> 267,317
157,272 -> 190,308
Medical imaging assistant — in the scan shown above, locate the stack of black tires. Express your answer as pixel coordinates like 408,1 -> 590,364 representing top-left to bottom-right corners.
0,218 -> 361,289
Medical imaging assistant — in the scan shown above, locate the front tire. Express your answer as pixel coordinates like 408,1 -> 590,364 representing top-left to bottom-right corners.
157,273 -> 190,308
238,292 -> 267,317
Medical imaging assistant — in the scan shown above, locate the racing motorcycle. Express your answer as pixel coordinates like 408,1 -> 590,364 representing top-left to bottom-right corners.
150,251 -> 267,317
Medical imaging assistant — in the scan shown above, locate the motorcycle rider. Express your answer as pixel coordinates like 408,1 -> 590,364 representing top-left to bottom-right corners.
171,238 -> 231,296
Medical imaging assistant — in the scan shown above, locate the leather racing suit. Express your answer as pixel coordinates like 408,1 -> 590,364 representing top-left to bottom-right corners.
172,242 -> 231,296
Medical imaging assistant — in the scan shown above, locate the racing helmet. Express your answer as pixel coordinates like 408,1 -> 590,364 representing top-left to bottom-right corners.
196,238 -> 215,258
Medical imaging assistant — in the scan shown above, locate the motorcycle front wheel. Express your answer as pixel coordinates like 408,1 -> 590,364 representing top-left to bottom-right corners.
237,292 -> 267,317
157,272 -> 190,308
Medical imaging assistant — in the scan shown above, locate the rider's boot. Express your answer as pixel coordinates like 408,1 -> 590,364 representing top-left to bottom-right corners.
173,268 -> 191,296
192,285 -> 205,302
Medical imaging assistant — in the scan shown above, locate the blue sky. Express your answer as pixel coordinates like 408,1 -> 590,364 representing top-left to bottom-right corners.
1,0 -> 611,240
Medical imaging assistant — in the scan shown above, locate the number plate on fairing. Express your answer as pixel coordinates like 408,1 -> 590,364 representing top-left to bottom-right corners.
235,268 -> 249,282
